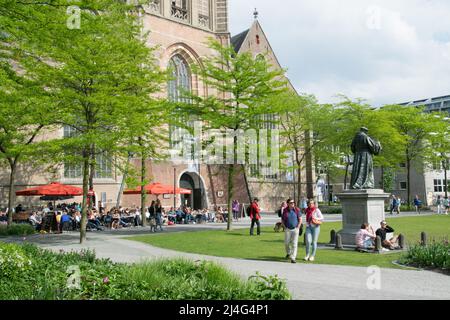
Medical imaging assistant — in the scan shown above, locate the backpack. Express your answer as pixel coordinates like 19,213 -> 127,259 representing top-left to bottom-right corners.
277,209 -> 282,218
246,205 -> 252,217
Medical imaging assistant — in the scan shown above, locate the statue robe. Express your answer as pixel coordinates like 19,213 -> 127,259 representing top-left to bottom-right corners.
350,132 -> 381,189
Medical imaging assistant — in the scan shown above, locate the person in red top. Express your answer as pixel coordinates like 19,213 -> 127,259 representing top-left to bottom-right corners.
249,198 -> 261,236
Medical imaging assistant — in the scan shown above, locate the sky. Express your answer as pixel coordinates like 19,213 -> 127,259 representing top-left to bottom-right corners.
228,0 -> 450,107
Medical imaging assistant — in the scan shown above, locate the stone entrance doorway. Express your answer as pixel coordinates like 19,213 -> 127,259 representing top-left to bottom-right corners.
179,172 -> 207,210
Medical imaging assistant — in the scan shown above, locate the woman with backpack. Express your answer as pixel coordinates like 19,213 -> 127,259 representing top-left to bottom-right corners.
249,198 -> 261,236
304,199 -> 324,262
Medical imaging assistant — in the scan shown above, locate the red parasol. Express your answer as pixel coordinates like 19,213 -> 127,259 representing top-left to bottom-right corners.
124,183 -> 192,195
16,182 -> 83,197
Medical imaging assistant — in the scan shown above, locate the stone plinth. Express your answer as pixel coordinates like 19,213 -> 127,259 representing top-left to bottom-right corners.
337,189 -> 390,246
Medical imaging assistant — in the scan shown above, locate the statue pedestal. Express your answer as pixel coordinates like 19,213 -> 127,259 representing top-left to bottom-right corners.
336,189 -> 390,246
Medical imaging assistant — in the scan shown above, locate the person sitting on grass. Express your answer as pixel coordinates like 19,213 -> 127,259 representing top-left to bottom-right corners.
376,220 -> 400,250
355,223 -> 376,250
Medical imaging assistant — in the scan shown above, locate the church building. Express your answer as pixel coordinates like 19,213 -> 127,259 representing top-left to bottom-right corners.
0,0 -> 312,212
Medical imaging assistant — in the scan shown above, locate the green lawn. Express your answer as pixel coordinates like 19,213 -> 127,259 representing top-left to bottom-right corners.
128,215 -> 450,269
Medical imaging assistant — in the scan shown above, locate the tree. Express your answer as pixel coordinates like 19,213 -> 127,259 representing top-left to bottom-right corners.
122,99 -> 171,227
272,92 -> 336,204
319,98 -> 405,195
32,2 -> 167,243
192,39 -> 287,230
0,64 -> 55,225
427,113 -> 450,198
382,105 -> 441,206
0,1 -> 61,225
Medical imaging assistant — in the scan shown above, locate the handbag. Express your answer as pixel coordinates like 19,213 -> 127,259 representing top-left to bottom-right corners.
311,210 -> 322,225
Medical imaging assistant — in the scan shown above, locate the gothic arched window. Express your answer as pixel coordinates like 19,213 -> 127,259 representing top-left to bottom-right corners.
168,54 -> 191,103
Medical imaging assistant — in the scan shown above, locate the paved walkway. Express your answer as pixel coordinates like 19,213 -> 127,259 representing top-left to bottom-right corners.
3,212 -> 450,301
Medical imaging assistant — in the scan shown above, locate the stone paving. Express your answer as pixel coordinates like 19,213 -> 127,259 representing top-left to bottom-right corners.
2,211 -> 449,300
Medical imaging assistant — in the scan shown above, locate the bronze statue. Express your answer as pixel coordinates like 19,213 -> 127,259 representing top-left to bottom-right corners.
350,127 -> 381,189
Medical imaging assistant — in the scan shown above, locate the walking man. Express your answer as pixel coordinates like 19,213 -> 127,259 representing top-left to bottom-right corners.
444,197 -> 449,215
282,199 -> 302,264
436,195 -> 443,215
414,195 -> 422,214
249,198 -> 261,236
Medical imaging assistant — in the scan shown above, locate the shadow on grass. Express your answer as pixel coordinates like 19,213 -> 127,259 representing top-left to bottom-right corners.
245,256 -> 288,263
260,239 -> 285,244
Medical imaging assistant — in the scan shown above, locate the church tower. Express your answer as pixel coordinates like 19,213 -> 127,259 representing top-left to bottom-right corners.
142,0 -> 228,34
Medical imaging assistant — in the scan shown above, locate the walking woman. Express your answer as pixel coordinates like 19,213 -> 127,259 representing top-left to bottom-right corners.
148,200 -> 157,232
304,199 -> 324,262
232,200 -> 240,221
155,199 -> 164,231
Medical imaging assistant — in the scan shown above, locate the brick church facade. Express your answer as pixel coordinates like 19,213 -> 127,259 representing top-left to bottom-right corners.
0,0 -> 313,212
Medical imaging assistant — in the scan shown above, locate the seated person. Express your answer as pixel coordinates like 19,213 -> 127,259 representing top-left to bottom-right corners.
133,209 -> 142,227
55,211 -> 62,233
215,208 -> 225,223
355,223 -> 376,250
70,211 -> 81,230
111,210 -> 121,229
88,210 -> 102,229
175,208 -> 184,224
0,211 -> 7,224
376,221 -> 399,250
60,212 -> 73,231
29,212 -> 42,231
207,209 -> 214,223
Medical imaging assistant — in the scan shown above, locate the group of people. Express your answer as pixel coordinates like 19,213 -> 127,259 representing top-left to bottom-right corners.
4,202 -> 145,233
162,205 -> 230,226
389,195 -> 402,215
247,197 -> 324,264
392,194 -> 449,215
435,195 -> 449,215
356,221 -> 401,251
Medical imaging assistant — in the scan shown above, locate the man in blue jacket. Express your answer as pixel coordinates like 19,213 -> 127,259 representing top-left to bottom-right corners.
282,199 -> 303,264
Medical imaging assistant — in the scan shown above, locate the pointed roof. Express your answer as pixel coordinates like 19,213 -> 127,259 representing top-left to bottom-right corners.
231,29 -> 249,53
231,20 -> 298,94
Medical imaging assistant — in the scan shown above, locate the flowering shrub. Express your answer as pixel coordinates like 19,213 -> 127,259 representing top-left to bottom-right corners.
0,244 -> 292,300
400,240 -> 450,272
0,243 -> 32,278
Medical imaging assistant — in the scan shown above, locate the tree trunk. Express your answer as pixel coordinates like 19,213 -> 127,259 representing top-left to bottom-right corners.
80,153 -> 90,244
327,169 -> 331,206
295,150 -> 302,204
140,155 -> 147,227
116,153 -> 132,209
380,166 -> 385,191
207,164 -> 217,209
296,163 -> 302,205
305,130 -> 314,199
344,161 -> 349,191
444,160 -> 448,199
7,161 -> 17,226
242,164 -> 252,203
227,164 -> 234,231
88,146 -> 95,210
406,157 -> 411,208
